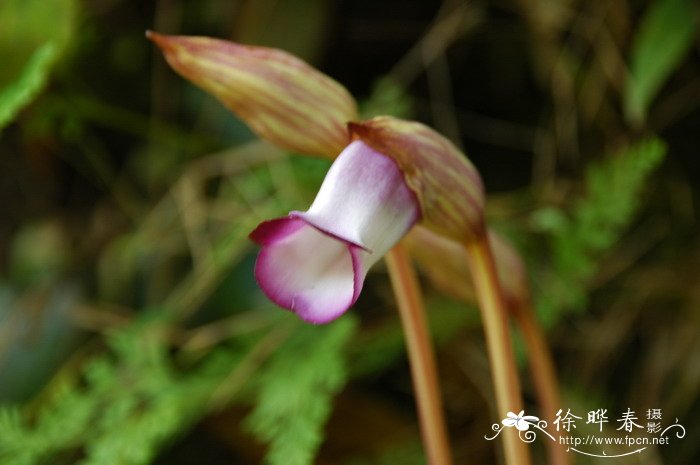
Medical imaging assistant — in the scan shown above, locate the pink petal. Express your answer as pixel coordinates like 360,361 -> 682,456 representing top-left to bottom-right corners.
251,217 -> 363,324
250,141 -> 420,323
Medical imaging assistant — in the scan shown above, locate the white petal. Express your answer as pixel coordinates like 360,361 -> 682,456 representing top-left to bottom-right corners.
296,139 -> 420,265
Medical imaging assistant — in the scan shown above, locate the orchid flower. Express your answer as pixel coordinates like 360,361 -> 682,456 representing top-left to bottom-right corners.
249,139 -> 420,323
150,32 -> 535,465
149,32 -> 484,323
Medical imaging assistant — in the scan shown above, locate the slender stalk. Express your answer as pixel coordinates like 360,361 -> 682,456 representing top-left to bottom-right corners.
464,233 -> 531,465
385,244 -> 453,465
511,300 -> 570,465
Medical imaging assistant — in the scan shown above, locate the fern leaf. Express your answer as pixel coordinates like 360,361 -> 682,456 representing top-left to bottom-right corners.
246,317 -> 356,465
535,138 -> 667,325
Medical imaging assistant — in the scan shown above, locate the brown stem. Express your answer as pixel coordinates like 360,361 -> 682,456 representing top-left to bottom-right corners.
511,300 -> 570,465
385,244 -> 453,465
464,233 -> 531,465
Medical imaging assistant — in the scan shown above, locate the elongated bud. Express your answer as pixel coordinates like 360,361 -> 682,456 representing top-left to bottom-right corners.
147,32 -> 358,158
349,116 -> 485,242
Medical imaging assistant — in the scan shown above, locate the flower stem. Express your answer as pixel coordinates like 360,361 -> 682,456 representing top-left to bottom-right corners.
386,244 -> 453,465
511,300 -> 570,465
464,233 -> 531,465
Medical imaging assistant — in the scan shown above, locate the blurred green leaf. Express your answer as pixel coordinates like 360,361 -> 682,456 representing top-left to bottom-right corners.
624,0 -> 698,125
0,0 -> 77,130
0,44 -> 57,130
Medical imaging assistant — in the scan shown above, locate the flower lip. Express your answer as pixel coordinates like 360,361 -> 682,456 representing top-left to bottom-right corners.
249,216 -> 305,246
250,216 -> 363,324
249,212 -> 371,252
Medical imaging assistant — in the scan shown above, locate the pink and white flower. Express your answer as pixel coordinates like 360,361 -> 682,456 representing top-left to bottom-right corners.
249,140 -> 420,324
151,34 -> 485,323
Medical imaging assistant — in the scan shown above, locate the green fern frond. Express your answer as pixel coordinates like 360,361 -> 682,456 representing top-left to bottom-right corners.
0,311 -> 272,465
534,138 -> 667,326
246,317 -> 357,465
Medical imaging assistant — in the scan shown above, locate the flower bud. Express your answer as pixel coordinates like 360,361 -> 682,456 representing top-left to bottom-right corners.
148,32 -> 358,158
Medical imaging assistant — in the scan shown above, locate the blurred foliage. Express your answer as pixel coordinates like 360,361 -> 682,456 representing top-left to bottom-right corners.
0,0 -> 698,464
0,0 -> 77,129
0,309 -> 278,465
245,319 -> 356,465
531,138 -> 667,327
624,0 -> 698,125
